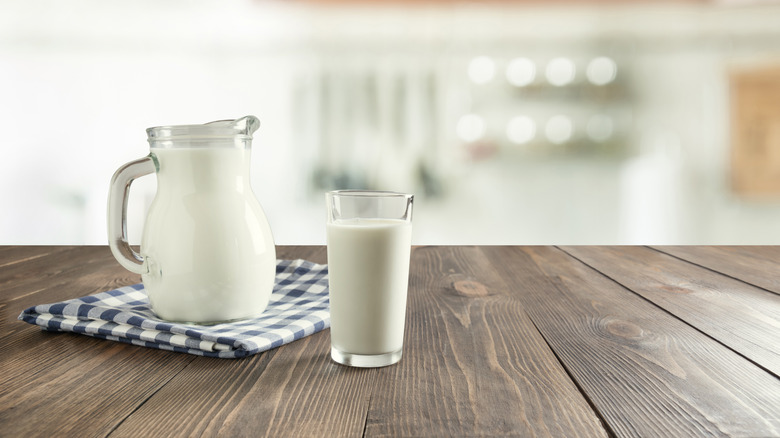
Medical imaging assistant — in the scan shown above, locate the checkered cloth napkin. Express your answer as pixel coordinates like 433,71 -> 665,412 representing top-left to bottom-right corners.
18,259 -> 329,359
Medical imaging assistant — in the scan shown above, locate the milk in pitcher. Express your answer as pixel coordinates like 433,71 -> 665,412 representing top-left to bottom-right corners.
140,147 -> 275,323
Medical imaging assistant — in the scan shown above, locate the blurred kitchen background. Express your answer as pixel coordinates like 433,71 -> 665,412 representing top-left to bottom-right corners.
2,0 -> 780,245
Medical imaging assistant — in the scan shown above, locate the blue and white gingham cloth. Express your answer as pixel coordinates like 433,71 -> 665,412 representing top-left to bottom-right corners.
18,259 -> 329,359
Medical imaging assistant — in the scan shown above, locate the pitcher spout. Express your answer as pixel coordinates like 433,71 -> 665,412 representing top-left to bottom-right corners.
204,115 -> 260,138
234,115 -> 260,137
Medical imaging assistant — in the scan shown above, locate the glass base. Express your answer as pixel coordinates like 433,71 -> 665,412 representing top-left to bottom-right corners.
331,346 -> 402,368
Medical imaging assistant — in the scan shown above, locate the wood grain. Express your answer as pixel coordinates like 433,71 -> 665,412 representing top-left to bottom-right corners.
365,246 -> 608,437
653,245 -> 780,296
0,245 -> 72,270
4,246 -> 780,437
1,246 -> 335,438
1,246 -> 140,338
109,246 -> 376,438
0,246 -> 193,437
561,245 -> 780,376
110,331 -> 374,438
0,246 -> 100,298
0,337 -> 194,437
483,246 -> 780,438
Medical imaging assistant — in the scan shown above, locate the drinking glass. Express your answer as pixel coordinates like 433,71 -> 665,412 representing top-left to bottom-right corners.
326,190 -> 414,367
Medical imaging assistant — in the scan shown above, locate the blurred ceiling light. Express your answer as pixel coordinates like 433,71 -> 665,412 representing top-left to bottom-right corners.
506,58 -> 536,87
545,115 -> 573,144
457,114 -> 486,142
587,114 -> 614,142
545,57 -> 575,86
586,57 -> 617,86
468,56 -> 496,85
506,116 -> 536,144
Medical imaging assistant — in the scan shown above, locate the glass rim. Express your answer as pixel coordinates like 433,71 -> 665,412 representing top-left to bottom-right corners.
327,190 -> 413,199
146,116 -> 260,142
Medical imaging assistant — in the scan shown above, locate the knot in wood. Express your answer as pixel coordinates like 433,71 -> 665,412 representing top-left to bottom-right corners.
453,280 -> 488,297
660,284 -> 693,294
605,319 -> 644,340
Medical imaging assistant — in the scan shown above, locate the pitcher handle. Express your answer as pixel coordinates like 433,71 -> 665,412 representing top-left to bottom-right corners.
107,156 -> 156,274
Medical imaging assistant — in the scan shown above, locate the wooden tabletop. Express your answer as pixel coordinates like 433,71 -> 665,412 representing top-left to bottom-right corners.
2,246 -> 779,437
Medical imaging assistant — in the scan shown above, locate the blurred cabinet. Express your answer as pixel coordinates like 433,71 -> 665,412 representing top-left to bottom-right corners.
730,64 -> 780,197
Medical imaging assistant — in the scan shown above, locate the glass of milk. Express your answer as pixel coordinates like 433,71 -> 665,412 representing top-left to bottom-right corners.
326,190 -> 413,367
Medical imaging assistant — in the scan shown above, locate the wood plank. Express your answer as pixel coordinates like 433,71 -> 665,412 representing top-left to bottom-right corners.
0,245 -> 195,437
652,245 -> 780,295
109,246 -> 376,437
2,246 -> 334,437
561,246 -> 780,376
1,247 -> 139,357
0,245 -> 72,268
0,334 -> 194,437
482,246 -> 780,438
0,246 -> 131,301
0,246 -> 90,294
365,246 -> 608,437
1,247 -> 140,339
275,245 -> 328,264
109,331 -> 373,438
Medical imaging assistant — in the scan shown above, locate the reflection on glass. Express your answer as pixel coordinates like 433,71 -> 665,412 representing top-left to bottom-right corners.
468,56 -> 496,84
545,57 -> 576,86
506,57 -> 536,87
545,115 -> 573,144
587,114 -> 614,142
586,57 -> 617,85
506,116 -> 536,144
457,114 -> 486,142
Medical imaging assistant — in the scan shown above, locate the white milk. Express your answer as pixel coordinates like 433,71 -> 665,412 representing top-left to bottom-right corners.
140,147 -> 276,323
327,218 -> 412,355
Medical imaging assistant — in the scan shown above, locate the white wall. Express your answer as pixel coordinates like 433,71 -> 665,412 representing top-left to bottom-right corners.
2,0 -> 780,245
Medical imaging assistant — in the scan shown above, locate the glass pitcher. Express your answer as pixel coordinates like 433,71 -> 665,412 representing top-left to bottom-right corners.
107,116 -> 276,324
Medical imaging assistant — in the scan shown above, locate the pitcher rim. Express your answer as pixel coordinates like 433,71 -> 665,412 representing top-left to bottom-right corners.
146,116 -> 260,142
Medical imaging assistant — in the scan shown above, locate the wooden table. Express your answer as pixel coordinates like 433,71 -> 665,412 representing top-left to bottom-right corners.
2,246 -> 779,437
